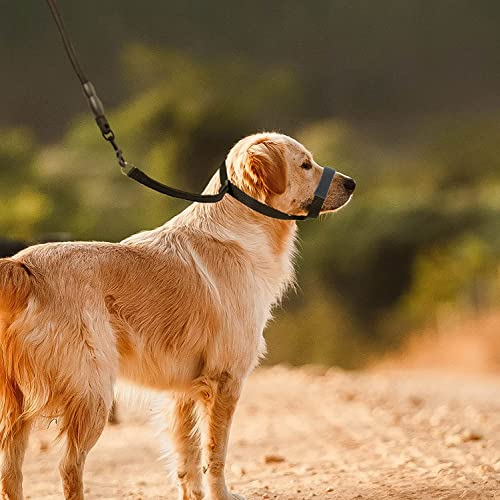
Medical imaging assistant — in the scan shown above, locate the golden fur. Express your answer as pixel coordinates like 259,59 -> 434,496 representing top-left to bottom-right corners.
0,132 -> 354,500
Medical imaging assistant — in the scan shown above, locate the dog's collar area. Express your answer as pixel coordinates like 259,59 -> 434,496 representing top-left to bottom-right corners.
45,0 -> 335,222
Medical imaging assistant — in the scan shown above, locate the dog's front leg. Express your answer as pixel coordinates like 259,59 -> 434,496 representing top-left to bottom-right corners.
198,372 -> 245,500
166,395 -> 204,500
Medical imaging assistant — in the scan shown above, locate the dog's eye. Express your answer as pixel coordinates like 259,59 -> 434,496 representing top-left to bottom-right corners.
301,161 -> 312,170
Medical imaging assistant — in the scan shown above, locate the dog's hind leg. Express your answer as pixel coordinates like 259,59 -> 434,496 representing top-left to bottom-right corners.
58,396 -> 109,500
0,360 -> 31,500
0,416 -> 31,500
166,395 -> 204,500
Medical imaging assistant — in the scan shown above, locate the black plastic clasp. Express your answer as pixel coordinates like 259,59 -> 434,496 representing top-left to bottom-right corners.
82,81 -> 113,137
95,115 -> 113,139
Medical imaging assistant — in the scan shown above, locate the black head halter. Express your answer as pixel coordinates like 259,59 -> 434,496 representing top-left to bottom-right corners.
125,161 -> 335,221
45,0 -> 336,221
218,162 -> 336,221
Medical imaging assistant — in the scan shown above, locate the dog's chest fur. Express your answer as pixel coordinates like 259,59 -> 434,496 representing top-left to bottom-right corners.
116,202 -> 297,388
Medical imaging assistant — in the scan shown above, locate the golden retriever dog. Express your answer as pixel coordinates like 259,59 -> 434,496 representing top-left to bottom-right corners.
0,132 -> 355,500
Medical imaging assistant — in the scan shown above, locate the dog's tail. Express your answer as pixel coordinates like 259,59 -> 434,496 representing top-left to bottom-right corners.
0,258 -> 32,311
0,259 -> 33,444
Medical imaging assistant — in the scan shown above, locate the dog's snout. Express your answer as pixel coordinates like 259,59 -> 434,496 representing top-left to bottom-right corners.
343,177 -> 356,194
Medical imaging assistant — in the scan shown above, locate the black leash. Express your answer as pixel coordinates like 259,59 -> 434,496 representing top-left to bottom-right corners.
45,0 -> 335,220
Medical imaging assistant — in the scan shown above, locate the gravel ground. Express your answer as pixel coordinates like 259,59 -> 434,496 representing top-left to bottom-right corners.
22,366 -> 500,499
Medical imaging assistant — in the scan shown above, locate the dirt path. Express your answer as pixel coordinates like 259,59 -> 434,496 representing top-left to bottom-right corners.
22,366 -> 500,499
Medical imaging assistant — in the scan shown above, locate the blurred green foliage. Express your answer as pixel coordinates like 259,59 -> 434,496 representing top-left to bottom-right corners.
1,31 -> 500,367
0,129 -> 51,239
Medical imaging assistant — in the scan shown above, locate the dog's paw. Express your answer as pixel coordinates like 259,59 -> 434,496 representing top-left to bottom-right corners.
178,486 -> 204,500
207,489 -> 245,500
178,493 -> 203,500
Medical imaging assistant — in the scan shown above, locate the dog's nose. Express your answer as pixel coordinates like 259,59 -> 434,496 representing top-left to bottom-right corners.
343,177 -> 356,194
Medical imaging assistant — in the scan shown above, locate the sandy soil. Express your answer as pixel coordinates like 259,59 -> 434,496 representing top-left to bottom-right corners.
22,366 -> 500,499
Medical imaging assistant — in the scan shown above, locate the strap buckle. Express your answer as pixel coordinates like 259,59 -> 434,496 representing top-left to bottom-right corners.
219,179 -> 230,195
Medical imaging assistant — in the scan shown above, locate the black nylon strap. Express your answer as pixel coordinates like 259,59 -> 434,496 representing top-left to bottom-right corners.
308,166 -> 336,219
127,166 -> 229,203
227,184 -> 307,221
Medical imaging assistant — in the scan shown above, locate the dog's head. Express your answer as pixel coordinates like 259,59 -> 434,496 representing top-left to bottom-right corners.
226,132 -> 355,217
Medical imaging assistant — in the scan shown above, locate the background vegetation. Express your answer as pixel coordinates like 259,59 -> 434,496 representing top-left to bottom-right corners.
1,1 -> 499,368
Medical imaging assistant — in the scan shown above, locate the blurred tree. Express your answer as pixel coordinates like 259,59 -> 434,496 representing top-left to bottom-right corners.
2,1 -> 500,140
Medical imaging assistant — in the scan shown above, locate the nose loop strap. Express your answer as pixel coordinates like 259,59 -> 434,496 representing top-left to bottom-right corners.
307,167 -> 336,219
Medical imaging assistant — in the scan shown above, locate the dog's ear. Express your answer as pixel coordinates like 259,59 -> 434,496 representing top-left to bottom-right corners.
245,140 -> 288,195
